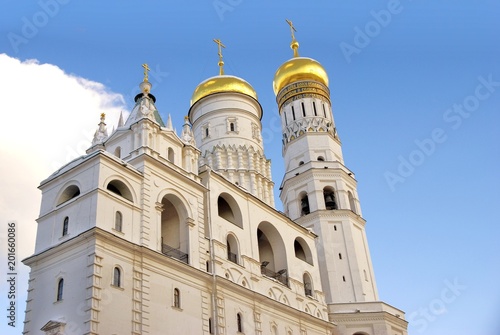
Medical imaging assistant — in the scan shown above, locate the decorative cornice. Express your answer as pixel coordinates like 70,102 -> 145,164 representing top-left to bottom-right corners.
277,81 -> 331,111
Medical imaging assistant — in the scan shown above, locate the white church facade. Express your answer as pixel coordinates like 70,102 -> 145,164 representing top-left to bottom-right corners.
22,25 -> 408,335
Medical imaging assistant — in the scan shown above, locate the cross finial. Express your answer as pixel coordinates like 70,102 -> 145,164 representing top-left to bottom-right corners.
213,38 -> 226,75
286,19 -> 296,41
285,19 -> 300,57
142,63 -> 150,82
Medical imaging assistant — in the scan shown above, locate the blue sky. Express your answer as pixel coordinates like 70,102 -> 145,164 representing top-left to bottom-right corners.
1,1 -> 499,334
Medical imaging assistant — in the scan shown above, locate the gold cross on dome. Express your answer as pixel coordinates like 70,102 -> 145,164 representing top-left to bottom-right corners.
213,38 -> 226,75
286,19 -> 297,41
142,63 -> 150,82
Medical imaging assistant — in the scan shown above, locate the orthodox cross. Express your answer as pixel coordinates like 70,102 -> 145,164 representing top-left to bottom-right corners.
213,38 -> 226,75
286,19 -> 297,41
142,63 -> 150,82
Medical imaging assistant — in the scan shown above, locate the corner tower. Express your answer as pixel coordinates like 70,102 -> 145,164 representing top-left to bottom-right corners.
274,21 -> 407,335
189,39 -> 274,206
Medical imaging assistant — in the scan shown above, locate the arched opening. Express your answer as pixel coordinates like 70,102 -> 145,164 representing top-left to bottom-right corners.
303,273 -> 313,297
115,211 -> 122,232
323,187 -> 338,210
258,222 -> 288,286
114,146 -> 121,158
217,193 -> 242,228
348,191 -> 357,213
113,267 -> 121,287
209,317 -> 214,334
106,180 -> 133,202
161,195 -> 189,263
317,156 -> 325,161
299,161 -> 304,166
300,192 -> 310,216
294,237 -> 313,265
168,147 -> 174,163
56,278 -> 64,301
237,313 -> 243,332
57,185 -> 80,206
62,217 -> 69,236
173,288 -> 181,308
227,234 -> 239,264
230,122 -> 235,132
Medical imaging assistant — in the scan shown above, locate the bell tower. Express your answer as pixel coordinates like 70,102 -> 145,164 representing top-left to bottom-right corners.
274,20 -> 407,335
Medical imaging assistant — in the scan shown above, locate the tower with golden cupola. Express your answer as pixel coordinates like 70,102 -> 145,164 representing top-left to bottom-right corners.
274,20 -> 408,335
189,39 -> 274,206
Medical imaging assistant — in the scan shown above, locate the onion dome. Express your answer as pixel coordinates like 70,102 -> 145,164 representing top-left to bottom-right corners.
190,75 -> 258,106
273,57 -> 329,95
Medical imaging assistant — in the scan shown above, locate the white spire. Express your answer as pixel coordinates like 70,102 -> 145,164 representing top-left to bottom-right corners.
167,114 -> 173,130
91,113 -> 108,145
181,116 -> 195,146
118,111 -> 124,127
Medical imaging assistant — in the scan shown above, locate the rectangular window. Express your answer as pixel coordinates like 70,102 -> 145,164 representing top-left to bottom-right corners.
301,102 -> 306,117
313,101 -> 317,116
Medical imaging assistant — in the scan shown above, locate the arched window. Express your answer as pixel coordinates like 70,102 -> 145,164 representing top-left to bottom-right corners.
62,217 -> 69,236
114,146 -> 121,158
230,122 -> 235,132
106,180 -> 133,202
173,288 -> 181,308
57,185 -> 80,206
113,267 -> 121,287
209,317 -> 214,334
300,194 -> 310,216
303,273 -> 313,297
161,195 -> 189,264
294,238 -> 313,265
56,278 -> 64,301
115,211 -> 122,232
323,187 -> 338,210
217,193 -> 243,228
301,102 -> 306,117
237,313 -> 243,332
227,234 -> 239,264
258,222 -> 288,287
168,147 -> 174,163
218,197 -> 234,222
348,191 -> 357,214
317,156 -> 325,161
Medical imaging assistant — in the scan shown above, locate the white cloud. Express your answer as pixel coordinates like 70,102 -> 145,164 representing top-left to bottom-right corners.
0,54 -> 127,333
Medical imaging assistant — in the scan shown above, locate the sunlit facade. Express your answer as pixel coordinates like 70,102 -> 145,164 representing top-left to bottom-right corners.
23,32 -> 407,335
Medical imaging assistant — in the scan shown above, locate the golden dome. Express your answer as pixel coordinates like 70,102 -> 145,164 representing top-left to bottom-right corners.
190,75 -> 258,106
273,57 -> 329,95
